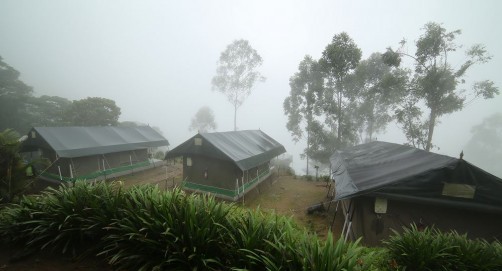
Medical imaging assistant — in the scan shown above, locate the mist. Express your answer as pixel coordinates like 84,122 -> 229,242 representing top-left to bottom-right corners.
1,0 -> 501,176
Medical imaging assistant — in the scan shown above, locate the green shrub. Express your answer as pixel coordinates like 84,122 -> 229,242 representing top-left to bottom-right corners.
0,181 -> 126,255
222,209 -> 302,270
443,231 -> 502,271
2,182 -> 500,271
385,225 -> 458,270
99,187 -> 234,270
297,232 -> 365,271
385,224 -> 502,271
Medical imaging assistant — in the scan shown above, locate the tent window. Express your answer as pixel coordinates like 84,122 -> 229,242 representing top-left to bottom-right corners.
442,183 -> 475,199
186,157 -> 192,166
31,131 -> 36,138
194,138 -> 202,146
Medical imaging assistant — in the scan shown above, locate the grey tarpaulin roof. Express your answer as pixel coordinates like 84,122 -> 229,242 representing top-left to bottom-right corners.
331,141 -> 502,213
25,126 -> 169,158
165,130 -> 286,171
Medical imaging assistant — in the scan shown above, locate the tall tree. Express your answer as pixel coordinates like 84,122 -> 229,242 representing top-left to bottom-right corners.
0,56 -> 33,134
63,97 -> 121,126
189,106 -> 217,133
317,32 -> 362,154
384,22 -> 499,151
284,55 -> 323,174
464,113 -> 502,178
212,39 -> 265,131
346,53 -> 408,142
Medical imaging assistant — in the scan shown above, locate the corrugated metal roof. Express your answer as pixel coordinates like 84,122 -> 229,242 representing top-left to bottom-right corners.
30,126 -> 169,158
166,130 -> 286,170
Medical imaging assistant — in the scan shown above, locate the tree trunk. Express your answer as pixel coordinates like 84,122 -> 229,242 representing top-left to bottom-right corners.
425,108 -> 437,151
337,91 -> 342,142
306,128 -> 309,176
234,104 -> 237,131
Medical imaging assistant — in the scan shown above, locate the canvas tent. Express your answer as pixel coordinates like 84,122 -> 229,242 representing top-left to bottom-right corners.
330,141 -> 502,245
21,126 -> 169,182
165,130 -> 286,201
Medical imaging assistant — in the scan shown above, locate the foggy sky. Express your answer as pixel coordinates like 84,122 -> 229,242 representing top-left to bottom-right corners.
1,0 -> 501,174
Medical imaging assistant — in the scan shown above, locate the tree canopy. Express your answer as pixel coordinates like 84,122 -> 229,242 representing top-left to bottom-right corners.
464,113 -> 502,178
0,56 -> 126,133
212,39 -> 265,131
284,55 -> 323,173
63,97 -> 121,126
189,106 -> 217,133
347,53 -> 408,142
384,22 -> 499,151
285,33 -> 368,165
0,56 -> 34,133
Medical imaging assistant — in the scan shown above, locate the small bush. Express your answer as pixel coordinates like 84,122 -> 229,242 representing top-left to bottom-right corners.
100,187 -> 234,270
385,224 -> 502,271
0,181 -> 126,255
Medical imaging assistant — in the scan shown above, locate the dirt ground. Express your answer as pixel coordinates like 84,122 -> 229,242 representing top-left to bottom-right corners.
0,166 -> 343,270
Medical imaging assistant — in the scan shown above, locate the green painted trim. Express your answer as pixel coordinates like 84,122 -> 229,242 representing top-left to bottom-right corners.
183,182 -> 236,197
40,160 -> 151,182
182,168 -> 271,198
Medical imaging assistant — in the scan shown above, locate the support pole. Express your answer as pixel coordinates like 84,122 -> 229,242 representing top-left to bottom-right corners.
58,166 -> 62,181
341,200 -> 352,238
329,201 -> 339,230
235,178 -> 239,200
344,221 -> 352,242
130,155 -> 133,175
241,174 -> 245,205
102,159 -> 106,180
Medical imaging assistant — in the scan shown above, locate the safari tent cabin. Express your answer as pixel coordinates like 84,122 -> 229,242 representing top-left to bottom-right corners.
21,126 -> 169,183
165,130 -> 286,201
330,141 -> 502,246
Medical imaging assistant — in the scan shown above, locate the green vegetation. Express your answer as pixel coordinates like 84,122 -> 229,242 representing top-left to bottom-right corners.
0,182 -> 501,270
284,22 -> 499,168
385,224 -> 502,271
0,128 -> 40,203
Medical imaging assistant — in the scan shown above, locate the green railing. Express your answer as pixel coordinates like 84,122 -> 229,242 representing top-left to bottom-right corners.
182,168 -> 271,199
40,160 -> 151,182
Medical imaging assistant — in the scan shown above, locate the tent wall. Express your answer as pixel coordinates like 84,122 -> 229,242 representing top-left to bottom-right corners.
40,149 -> 151,182
181,154 -> 272,201
183,155 -> 241,190
345,196 -> 502,246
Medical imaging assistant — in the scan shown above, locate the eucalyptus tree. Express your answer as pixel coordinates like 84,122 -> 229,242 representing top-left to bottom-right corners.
284,33 -> 363,164
284,55 -> 323,173
189,106 -> 217,133
318,32 -> 362,152
347,53 -> 408,142
384,22 -> 499,151
212,39 -> 265,131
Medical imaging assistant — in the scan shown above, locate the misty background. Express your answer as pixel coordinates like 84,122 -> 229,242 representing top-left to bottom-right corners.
1,0 -> 501,176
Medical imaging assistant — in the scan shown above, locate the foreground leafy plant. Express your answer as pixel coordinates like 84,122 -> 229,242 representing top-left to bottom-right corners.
385,224 -> 502,271
2,182 -> 500,271
0,181 -> 126,255
99,186 -> 235,270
